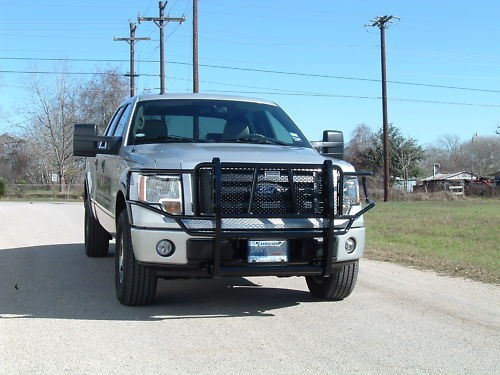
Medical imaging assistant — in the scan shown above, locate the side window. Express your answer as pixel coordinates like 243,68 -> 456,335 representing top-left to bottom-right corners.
104,106 -> 125,136
112,104 -> 133,137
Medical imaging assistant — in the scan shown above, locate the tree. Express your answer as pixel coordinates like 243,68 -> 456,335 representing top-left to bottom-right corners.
424,134 -> 499,177
77,68 -> 128,133
347,123 -> 424,186
0,133 -> 31,183
392,136 -> 424,189
345,123 -> 373,169
22,67 -> 80,187
468,136 -> 500,176
15,66 -> 128,186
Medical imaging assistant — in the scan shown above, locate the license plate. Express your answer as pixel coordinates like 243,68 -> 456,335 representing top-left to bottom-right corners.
248,240 -> 288,263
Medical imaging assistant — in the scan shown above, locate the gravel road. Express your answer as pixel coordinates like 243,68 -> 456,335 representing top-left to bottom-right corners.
0,202 -> 498,374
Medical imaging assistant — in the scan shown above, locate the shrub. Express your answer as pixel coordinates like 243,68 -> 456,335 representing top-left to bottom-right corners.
0,178 -> 4,197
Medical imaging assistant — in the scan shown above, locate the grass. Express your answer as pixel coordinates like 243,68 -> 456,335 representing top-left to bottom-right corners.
364,198 -> 500,284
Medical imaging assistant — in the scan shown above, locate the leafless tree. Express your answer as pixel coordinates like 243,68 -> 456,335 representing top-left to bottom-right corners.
468,136 -> 500,176
77,68 -> 128,133
345,123 -> 375,170
19,65 -> 80,187
14,66 -> 128,186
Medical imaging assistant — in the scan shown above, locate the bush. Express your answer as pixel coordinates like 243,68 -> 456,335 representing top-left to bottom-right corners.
0,178 -> 4,197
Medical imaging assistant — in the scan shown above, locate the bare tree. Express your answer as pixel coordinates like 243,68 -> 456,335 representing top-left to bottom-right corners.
22,66 -> 81,187
468,136 -> 500,176
345,123 -> 374,170
77,69 -> 128,133
15,66 -> 128,186
392,137 -> 424,189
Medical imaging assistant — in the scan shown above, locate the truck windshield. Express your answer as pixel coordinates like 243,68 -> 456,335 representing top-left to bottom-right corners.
128,99 -> 311,147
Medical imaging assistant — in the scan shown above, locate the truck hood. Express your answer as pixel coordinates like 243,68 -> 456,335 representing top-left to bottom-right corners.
124,143 -> 355,171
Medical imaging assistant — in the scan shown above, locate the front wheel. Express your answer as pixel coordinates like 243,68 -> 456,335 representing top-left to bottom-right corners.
115,210 -> 157,306
306,261 -> 359,301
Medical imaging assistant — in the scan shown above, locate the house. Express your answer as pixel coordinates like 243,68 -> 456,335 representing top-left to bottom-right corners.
414,171 -> 479,195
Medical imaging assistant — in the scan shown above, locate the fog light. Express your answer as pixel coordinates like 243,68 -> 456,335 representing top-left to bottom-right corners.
345,238 -> 356,254
156,240 -> 175,257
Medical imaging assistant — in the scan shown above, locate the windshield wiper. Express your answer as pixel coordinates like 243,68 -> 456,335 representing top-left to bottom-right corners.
136,135 -> 205,144
225,134 -> 289,146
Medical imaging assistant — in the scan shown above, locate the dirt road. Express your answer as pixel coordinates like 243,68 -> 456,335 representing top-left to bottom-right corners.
0,202 -> 498,374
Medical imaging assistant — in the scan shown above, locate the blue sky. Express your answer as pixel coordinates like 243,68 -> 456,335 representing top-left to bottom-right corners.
1,0 -> 499,145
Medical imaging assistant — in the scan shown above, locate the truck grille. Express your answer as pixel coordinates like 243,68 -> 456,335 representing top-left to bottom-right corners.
196,165 -> 327,216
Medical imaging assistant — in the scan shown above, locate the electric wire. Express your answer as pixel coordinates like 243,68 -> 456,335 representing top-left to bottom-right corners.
1,56 -> 499,94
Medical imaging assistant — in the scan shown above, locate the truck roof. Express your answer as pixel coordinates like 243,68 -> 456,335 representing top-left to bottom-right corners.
121,93 -> 278,107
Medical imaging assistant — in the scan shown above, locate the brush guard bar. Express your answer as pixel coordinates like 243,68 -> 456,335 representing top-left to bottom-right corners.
127,158 -> 375,277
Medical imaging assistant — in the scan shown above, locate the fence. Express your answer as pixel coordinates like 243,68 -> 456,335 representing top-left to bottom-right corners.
3,184 -> 84,200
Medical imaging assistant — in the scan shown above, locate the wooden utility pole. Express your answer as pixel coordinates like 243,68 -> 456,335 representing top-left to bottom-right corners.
114,22 -> 150,97
138,1 -> 185,94
193,0 -> 199,93
367,15 -> 399,202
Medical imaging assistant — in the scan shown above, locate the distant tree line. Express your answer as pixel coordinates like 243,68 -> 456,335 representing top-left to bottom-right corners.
345,123 -> 500,189
0,66 -> 127,188
0,66 -> 499,193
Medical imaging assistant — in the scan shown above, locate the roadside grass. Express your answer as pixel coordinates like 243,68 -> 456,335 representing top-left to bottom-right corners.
364,199 -> 500,284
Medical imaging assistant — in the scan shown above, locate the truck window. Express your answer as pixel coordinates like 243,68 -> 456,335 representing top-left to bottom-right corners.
112,104 -> 133,137
104,106 -> 125,136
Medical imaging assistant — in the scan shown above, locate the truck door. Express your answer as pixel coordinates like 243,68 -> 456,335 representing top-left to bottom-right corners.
94,104 -> 132,232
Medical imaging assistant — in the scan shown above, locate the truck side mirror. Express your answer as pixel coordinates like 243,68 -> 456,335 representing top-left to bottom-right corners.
73,124 -> 122,157
311,130 -> 344,160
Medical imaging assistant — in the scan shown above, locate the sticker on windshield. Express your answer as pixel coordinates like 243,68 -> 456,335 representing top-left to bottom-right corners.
290,132 -> 302,142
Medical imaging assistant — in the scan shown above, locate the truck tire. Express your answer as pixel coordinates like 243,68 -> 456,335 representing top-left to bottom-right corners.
115,210 -> 157,306
305,260 -> 359,301
84,197 -> 110,257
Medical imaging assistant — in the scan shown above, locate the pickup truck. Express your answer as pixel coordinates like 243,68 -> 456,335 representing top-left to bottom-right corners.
73,94 -> 374,306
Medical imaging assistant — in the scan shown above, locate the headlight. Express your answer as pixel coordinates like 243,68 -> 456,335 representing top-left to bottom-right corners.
137,175 -> 183,215
342,177 -> 360,214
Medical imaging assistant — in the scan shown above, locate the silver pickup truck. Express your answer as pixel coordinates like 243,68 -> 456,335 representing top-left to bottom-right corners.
73,94 -> 374,306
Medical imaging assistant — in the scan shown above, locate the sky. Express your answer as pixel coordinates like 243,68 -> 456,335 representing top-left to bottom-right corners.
1,0 -> 500,146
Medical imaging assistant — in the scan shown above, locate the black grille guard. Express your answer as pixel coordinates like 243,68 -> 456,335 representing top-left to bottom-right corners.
126,158 -> 375,276
127,158 -> 375,236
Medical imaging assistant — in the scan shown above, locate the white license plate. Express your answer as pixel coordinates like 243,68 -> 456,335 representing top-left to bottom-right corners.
248,240 -> 288,263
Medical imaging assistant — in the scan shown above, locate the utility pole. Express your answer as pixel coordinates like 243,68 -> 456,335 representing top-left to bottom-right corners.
367,15 -> 399,202
138,1 -> 185,94
471,132 -> 479,181
114,22 -> 150,97
192,0 -> 199,93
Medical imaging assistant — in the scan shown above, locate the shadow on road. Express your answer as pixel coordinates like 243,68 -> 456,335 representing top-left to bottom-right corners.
0,244 -> 315,321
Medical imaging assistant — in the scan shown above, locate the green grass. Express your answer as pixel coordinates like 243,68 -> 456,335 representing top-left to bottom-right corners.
364,199 -> 500,284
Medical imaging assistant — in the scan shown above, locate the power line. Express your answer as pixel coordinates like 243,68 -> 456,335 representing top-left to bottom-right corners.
1,56 -> 499,94
2,68 -> 500,108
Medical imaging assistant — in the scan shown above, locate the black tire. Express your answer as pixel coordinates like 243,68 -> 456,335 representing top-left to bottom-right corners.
84,197 -> 110,257
115,210 -> 157,306
306,260 -> 359,301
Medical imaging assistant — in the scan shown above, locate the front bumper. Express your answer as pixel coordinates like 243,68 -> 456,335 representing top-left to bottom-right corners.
127,158 -> 375,278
